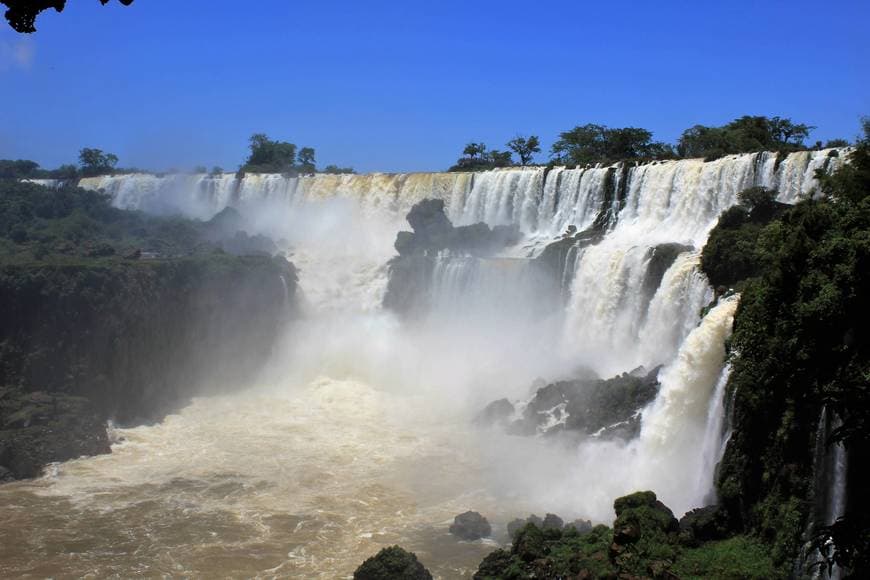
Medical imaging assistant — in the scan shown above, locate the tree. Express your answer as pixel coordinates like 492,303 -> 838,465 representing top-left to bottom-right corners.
193,165 -> 207,174
297,147 -> 316,174
462,142 -> 487,160
209,166 -> 224,176
244,133 -> 297,172
487,149 -> 513,167
78,148 -> 118,177
551,124 -> 666,165
0,159 -> 40,178
322,165 -> 355,174
2,0 -> 133,33
506,135 -> 541,166
677,116 -> 815,159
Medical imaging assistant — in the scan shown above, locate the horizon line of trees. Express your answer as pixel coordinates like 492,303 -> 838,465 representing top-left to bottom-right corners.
450,115 -> 855,172
1,134 -> 358,180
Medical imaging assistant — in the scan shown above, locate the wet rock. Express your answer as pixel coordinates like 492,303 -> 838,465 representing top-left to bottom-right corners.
474,398 -> 514,427
0,390 -> 110,480
542,513 -> 564,530
486,366 -> 661,440
449,511 -> 492,541
507,514 -> 545,539
354,545 -> 433,580
642,243 -> 692,300
566,518 -> 594,534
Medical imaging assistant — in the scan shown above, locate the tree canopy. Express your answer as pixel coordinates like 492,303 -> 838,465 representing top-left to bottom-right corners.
551,124 -> 675,165
677,116 -> 814,159
78,148 -> 119,177
507,135 -> 541,166
240,133 -> 321,175
2,0 -> 133,33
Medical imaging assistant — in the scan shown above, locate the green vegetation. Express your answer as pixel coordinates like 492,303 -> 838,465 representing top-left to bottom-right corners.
671,536 -> 781,580
702,118 -> 870,574
239,133 -> 319,175
678,115 -> 814,160
450,115 -> 850,171
506,135 -> 541,166
472,490 -> 785,579
78,147 -> 118,177
551,124 -> 675,165
449,141 -> 515,171
321,164 -> 355,174
0,178 -> 295,479
354,546 -> 432,580
0,180 -> 207,262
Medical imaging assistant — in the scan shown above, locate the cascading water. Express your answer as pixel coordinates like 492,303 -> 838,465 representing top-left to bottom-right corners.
0,149 -> 842,577
797,406 -> 850,580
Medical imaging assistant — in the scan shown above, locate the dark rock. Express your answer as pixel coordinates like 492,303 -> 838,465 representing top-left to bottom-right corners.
384,198 -> 526,315
354,545 -> 432,580
406,199 -> 452,242
642,243 -> 692,300
566,518 -> 594,534
488,366 -> 661,440
449,511 -> 491,540
678,504 -> 732,546
0,390 -> 110,480
474,398 -> 514,428
609,491 -> 680,573
542,513 -> 564,530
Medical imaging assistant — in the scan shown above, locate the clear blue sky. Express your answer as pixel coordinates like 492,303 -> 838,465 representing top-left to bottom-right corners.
0,0 -> 867,173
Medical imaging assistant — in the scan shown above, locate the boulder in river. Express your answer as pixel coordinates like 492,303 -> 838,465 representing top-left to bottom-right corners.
449,511 -> 492,541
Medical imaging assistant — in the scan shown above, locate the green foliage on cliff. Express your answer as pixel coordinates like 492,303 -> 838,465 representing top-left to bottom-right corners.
678,116 -> 814,160
472,491 -> 782,579
704,120 -> 870,572
0,179 -> 266,262
671,536 -> 781,580
551,124 -> 675,165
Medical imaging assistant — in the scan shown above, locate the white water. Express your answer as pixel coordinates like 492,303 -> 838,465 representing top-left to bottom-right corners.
0,150 -> 839,577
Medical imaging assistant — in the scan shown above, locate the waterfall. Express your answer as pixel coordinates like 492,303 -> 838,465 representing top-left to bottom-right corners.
798,406 -> 850,579
634,295 -> 739,507
77,150 -> 841,230
72,148 -> 843,519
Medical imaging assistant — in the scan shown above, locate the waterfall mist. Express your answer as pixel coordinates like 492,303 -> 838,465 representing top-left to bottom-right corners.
0,150 -> 842,577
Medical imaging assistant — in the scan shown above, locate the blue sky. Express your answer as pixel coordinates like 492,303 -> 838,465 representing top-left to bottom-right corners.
0,0 -> 867,173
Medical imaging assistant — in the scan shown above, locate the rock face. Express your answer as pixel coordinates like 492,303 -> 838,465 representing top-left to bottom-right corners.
354,545 -> 433,580
475,491 -> 683,579
0,255 -> 297,480
609,491 -> 680,575
678,504 -> 733,547
449,511 -> 492,541
383,199 -> 521,315
0,389 -> 110,479
478,366 -> 661,440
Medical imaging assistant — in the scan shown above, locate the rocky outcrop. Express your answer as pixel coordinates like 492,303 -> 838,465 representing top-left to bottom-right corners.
678,504 -> 733,547
354,546 -> 433,580
479,366 -> 661,440
450,511 -> 492,541
0,255 -> 297,480
0,389 -> 110,479
384,199 -> 521,315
